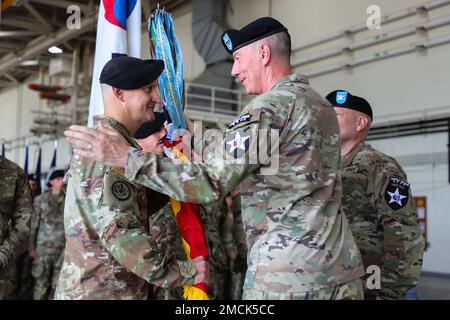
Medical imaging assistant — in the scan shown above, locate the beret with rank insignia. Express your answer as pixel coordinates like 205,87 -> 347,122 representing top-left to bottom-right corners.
326,90 -> 373,121
221,17 -> 288,54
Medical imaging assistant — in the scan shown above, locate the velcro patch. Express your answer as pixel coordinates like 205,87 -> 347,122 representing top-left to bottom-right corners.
111,181 -> 131,201
384,176 -> 410,210
228,114 -> 252,129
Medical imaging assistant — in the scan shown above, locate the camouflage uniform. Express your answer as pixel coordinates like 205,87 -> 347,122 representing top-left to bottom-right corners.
149,201 -> 186,300
122,74 -> 365,299
222,190 -> 247,300
54,116 -> 199,300
341,142 -> 424,299
199,203 -> 229,300
0,156 -> 32,299
31,191 -> 66,299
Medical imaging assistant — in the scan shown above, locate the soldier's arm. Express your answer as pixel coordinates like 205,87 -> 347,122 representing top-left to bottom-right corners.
375,164 -> 424,299
95,171 -> 203,288
123,108 -> 275,204
65,97 -> 282,204
28,197 -> 42,254
0,170 -> 32,269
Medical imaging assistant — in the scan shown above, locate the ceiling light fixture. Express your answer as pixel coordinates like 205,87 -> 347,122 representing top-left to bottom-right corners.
48,46 -> 63,54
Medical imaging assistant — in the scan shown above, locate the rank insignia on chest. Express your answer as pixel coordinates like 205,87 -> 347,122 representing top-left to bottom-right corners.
225,129 -> 250,158
111,181 -> 131,201
384,176 -> 410,210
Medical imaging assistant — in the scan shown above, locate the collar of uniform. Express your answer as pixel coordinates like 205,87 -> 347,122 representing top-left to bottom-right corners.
93,115 -> 141,150
341,141 -> 366,167
271,73 -> 309,90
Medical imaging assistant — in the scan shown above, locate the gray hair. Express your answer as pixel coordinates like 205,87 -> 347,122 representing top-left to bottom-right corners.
101,83 -> 112,105
255,31 -> 291,61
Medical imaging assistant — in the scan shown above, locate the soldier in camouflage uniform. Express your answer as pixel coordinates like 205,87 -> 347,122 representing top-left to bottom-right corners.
30,170 -> 66,299
326,90 -> 424,299
135,113 -> 229,300
9,173 -> 39,300
0,155 -> 32,299
54,56 -> 207,300
65,18 -> 365,300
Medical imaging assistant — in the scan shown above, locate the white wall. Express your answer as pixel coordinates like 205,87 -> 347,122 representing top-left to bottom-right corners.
226,0 -> 450,122
0,78 -> 73,174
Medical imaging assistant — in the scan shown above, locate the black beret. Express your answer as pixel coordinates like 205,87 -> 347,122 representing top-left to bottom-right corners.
326,90 -> 373,121
222,17 -> 288,54
100,55 -> 164,90
134,112 -> 167,139
48,169 -> 65,181
27,174 -> 37,181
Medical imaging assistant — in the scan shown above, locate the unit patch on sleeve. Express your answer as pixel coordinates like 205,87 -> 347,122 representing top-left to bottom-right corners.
384,176 -> 410,210
225,129 -> 250,158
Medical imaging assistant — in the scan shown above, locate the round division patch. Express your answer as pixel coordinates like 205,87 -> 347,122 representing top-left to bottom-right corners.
384,176 -> 410,210
111,181 -> 131,201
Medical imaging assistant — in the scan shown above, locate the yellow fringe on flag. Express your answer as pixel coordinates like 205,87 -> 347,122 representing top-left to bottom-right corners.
183,285 -> 210,300
170,198 -> 209,300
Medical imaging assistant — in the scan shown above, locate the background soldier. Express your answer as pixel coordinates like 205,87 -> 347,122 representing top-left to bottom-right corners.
326,90 -> 424,299
10,173 -> 40,300
136,113 -> 229,300
31,169 -> 66,300
0,155 -> 32,299
65,18 -> 365,300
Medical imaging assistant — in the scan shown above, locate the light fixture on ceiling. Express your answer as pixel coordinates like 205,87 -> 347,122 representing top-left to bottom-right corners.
20,60 -> 39,66
48,46 -> 63,54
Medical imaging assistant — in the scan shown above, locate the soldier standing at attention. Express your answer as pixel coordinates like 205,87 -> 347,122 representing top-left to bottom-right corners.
31,169 -> 66,299
54,56 -> 208,300
326,90 -> 424,299
0,155 -> 32,299
64,18 -> 365,300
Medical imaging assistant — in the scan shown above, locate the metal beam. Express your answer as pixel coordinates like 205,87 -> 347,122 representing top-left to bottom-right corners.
0,30 -> 41,37
3,73 -> 19,84
22,2 -> 53,31
0,12 -> 96,76
30,0 -> 90,15
1,16 -> 46,30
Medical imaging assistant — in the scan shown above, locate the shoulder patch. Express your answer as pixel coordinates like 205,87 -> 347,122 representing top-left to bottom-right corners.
384,176 -> 410,210
225,128 -> 251,158
111,181 -> 131,201
228,114 -> 252,129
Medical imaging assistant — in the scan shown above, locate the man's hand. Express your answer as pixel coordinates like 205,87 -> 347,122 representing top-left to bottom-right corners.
191,256 -> 210,286
64,122 -> 129,167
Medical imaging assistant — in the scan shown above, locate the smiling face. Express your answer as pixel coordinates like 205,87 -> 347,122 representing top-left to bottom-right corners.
123,80 -> 162,127
136,125 -> 167,156
231,44 -> 264,95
